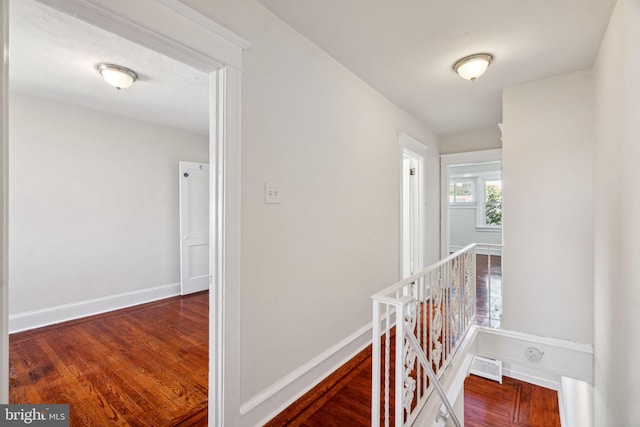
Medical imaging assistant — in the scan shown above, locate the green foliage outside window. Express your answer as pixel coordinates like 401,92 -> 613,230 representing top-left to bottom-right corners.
485,182 -> 502,226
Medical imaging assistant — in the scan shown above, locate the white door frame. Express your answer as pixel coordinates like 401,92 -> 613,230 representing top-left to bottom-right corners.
440,149 -> 502,258
0,1 -> 249,424
0,0 -> 9,405
398,132 -> 428,279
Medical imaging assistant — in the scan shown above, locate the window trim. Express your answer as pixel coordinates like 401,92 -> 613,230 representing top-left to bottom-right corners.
449,177 -> 477,206
476,177 -> 502,230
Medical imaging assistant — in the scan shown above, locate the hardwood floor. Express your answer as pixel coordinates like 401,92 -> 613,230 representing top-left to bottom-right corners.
265,347 -> 374,427
266,254 -> 561,426
266,346 -> 561,426
9,292 -> 209,426
299,356 -> 371,427
276,348 -> 373,427
475,254 -> 502,328
464,374 -> 561,427
6,256 -> 520,426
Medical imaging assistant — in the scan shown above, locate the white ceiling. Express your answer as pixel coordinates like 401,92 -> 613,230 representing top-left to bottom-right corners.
9,0 -> 616,137
9,0 -> 209,136
257,0 -> 617,135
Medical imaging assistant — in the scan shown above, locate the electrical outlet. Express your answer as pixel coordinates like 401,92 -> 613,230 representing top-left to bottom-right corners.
265,183 -> 281,204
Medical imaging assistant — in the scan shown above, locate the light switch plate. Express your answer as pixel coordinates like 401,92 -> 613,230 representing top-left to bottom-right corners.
265,183 -> 281,204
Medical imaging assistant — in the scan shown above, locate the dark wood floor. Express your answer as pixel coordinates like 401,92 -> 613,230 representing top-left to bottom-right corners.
267,254 -> 562,426
298,355 -> 373,427
9,292 -> 209,426
8,254 -> 514,426
465,374 -> 561,427
269,356 -> 561,426
476,254 -> 502,328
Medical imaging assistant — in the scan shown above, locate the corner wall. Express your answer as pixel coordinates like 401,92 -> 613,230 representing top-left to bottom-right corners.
8,93 -> 208,318
501,71 -> 594,344
593,0 -> 640,424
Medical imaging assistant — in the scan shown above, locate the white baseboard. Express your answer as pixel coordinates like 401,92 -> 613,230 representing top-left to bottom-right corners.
9,282 -> 181,333
503,366 -> 561,391
240,323 -> 372,426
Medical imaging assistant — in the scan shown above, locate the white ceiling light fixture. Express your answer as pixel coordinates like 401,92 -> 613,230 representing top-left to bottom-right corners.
96,63 -> 138,90
453,53 -> 493,81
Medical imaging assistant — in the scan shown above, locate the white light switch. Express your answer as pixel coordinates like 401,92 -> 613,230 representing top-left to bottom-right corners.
265,183 -> 281,204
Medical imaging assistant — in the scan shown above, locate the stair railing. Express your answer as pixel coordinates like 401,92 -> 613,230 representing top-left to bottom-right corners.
371,244 -> 477,427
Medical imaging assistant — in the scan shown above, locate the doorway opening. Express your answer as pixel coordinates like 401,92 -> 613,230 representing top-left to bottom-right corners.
399,133 -> 427,279
440,149 -> 503,326
1,0 -> 247,423
7,0 -> 211,422
401,149 -> 424,278
440,149 -> 502,257
447,161 -> 502,253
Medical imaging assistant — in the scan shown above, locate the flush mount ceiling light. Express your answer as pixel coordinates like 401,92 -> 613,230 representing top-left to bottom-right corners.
96,63 -> 138,90
453,53 -> 493,81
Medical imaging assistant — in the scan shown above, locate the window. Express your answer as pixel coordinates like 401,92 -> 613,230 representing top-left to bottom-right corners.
480,179 -> 502,227
449,179 -> 475,204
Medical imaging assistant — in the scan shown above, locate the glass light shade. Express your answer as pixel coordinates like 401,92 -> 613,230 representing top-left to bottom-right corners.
454,54 -> 493,81
96,63 -> 138,89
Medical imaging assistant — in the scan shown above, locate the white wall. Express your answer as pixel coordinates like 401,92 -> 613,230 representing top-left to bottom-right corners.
439,125 -> 502,155
449,208 -> 501,249
501,71 -> 594,344
9,92 -> 208,314
593,0 -> 640,424
182,1 -> 440,424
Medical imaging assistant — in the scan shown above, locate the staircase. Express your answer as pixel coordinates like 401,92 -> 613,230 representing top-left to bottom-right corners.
370,243 -> 594,427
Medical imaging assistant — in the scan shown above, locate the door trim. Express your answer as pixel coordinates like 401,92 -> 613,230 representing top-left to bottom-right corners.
398,132 -> 428,279
0,0 -> 9,405
37,0 -> 250,71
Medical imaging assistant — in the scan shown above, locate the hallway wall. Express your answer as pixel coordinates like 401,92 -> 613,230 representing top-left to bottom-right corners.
182,1 -> 440,424
593,0 -> 640,424
501,71 -> 594,344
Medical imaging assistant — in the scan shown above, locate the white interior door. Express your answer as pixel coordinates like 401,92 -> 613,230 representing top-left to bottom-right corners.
179,161 -> 210,295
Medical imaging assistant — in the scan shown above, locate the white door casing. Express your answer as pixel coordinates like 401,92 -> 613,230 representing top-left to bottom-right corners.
180,161 -> 210,295
402,152 -> 421,277
0,0 -> 9,405
398,132 -> 427,279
